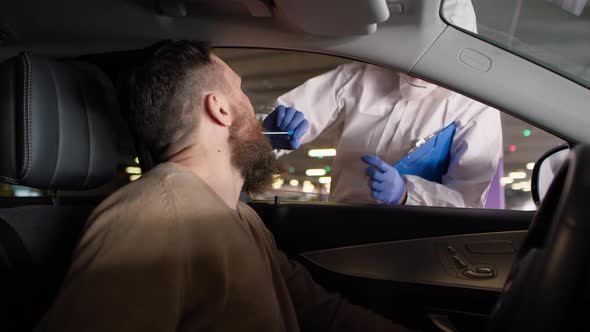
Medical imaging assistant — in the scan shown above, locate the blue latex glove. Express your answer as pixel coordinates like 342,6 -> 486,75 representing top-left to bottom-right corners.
263,105 -> 309,150
361,155 -> 407,205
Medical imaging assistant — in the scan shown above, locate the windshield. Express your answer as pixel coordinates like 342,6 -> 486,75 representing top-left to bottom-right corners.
442,0 -> 590,88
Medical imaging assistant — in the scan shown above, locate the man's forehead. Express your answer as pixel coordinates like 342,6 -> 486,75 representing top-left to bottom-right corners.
211,54 -> 238,79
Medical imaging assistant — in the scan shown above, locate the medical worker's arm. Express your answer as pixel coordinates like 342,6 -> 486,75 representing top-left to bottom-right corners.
404,107 -> 502,208
275,247 -> 413,332
261,63 -> 360,149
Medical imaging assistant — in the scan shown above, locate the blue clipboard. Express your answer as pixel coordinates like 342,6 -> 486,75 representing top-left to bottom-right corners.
393,121 -> 457,183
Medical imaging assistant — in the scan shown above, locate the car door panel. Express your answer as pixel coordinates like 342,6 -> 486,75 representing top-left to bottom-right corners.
249,201 -> 532,331
251,201 -> 531,255
301,230 -> 526,291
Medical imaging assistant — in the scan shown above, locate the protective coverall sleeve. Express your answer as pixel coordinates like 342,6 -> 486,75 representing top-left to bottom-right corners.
262,63 -> 358,147
275,249 -> 413,332
404,107 -> 502,208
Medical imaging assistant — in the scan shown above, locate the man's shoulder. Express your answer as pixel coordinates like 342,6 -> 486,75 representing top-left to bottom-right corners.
78,163 -> 233,258
237,202 -> 263,222
87,163 -> 206,230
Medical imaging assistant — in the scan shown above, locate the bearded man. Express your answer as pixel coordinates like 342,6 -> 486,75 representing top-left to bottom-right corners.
35,41 -> 411,332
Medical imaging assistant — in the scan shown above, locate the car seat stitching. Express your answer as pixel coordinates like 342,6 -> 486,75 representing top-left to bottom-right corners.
0,55 -> 32,184
47,63 -> 61,187
25,53 -> 32,180
78,67 -> 92,188
20,53 -> 32,181
0,176 -> 18,184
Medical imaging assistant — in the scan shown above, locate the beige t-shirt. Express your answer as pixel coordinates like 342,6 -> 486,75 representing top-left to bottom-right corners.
36,162 -> 409,332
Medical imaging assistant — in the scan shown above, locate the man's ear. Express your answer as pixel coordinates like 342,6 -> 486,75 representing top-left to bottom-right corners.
204,93 -> 232,127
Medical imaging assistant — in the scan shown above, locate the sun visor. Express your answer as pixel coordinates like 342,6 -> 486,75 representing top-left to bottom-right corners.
273,0 -> 391,36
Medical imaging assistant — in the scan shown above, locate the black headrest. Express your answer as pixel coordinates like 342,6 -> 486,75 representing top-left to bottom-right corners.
0,53 -> 119,190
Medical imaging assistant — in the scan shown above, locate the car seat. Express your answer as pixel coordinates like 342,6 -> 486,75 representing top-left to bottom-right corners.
0,52 -> 120,331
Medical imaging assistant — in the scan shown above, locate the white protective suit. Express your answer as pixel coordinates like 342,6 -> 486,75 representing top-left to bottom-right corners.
271,62 -> 502,208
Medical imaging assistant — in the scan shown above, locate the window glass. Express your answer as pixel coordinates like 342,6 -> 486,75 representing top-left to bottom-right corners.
441,0 -> 590,88
497,113 -> 565,210
0,160 -> 136,199
216,48 -> 566,210
0,184 -> 45,197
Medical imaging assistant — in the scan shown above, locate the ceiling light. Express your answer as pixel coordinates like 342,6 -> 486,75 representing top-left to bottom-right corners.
319,176 -> 332,184
306,169 -> 327,176
302,181 -> 315,193
129,175 -> 141,181
500,177 -> 514,186
509,171 -> 527,179
308,149 -> 336,157
526,163 -> 535,170
289,179 -> 299,186
511,181 -> 531,191
125,166 -> 142,175
518,181 -> 531,189
272,177 -> 283,189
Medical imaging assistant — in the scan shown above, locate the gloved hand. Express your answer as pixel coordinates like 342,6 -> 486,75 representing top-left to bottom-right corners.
263,105 -> 309,150
361,155 -> 407,205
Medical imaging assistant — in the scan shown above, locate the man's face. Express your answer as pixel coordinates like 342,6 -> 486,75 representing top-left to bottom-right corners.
213,55 -> 283,193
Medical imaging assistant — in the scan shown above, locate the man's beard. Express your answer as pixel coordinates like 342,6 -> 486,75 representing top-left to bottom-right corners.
229,111 -> 283,194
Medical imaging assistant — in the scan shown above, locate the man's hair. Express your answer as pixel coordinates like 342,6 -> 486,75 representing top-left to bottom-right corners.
126,40 -> 223,160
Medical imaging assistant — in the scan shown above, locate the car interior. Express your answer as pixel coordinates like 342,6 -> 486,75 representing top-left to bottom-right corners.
0,0 -> 588,331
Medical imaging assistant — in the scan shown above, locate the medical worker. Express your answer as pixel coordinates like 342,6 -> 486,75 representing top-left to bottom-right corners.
261,0 -> 502,208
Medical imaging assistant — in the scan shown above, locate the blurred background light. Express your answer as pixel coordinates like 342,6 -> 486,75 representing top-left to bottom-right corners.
509,171 -> 527,179
302,181 -> 315,193
272,177 -> 284,189
306,169 -> 327,176
308,149 -> 336,157
500,177 -> 514,186
125,166 -> 142,175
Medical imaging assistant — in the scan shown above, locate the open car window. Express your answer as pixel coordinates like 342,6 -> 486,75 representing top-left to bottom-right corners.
214,48 -> 566,211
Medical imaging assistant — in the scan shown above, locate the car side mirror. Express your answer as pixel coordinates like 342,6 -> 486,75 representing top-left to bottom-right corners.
531,145 -> 570,207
